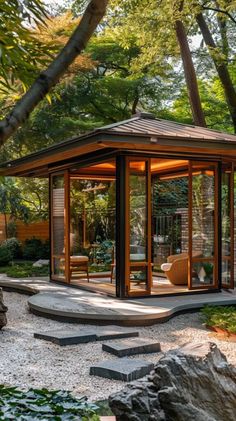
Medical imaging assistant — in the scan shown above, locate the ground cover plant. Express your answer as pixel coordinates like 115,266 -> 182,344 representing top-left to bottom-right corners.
201,305 -> 236,334
0,262 -> 49,278
0,385 -> 100,420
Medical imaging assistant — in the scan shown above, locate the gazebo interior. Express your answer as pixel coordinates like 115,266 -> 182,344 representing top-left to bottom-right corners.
51,155 -> 234,297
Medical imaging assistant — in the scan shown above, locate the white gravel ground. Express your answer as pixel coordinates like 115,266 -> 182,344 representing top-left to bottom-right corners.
0,291 -> 235,401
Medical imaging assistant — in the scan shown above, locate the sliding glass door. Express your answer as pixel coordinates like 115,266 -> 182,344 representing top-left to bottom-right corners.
222,162 -> 234,289
188,161 -> 218,290
125,158 -> 152,296
50,171 -> 70,282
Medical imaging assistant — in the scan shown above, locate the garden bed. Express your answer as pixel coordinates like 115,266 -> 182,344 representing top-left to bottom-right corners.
201,305 -> 236,340
206,325 -> 236,341
0,261 -> 49,278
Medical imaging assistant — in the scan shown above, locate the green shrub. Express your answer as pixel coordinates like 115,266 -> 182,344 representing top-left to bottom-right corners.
0,245 -> 12,266
22,238 -> 50,260
5,264 -> 31,278
0,262 -> 49,278
23,238 -> 43,259
201,305 -> 236,334
0,385 -> 99,420
39,238 -> 50,259
31,264 -> 49,276
92,240 -> 113,265
2,237 -> 22,258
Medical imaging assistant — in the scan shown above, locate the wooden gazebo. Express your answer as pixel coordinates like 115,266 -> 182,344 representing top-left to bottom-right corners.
1,112 -> 236,298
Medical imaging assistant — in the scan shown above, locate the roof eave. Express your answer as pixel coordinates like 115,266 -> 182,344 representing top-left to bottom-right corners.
1,129 -> 236,177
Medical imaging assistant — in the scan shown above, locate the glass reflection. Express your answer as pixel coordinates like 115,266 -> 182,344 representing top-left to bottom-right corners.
191,164 -> 215,287
52,175 -> 65,278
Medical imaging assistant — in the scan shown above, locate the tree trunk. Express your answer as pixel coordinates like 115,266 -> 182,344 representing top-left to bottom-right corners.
216,7 -> 229,60
0,0 -> 108,145
196,12 -> 236,133
4,213 -> 7,239
131,90 -> 139,115
175,18 -> 206,127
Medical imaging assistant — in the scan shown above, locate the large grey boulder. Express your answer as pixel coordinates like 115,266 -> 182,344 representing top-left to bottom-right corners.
0,288 -> 7,329
109,342 -> 236,421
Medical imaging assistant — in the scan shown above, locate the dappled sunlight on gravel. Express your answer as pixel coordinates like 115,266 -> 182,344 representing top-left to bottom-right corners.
0,292 -> 235,401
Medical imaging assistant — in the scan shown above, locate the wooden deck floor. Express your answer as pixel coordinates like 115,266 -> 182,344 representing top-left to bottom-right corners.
70,275 -> 192,296
1,275 -> 235,326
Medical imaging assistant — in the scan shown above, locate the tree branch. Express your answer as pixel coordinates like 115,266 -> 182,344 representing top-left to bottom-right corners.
174,1 -> 206,127
202,6 -> 236,25
196,11 -> 236,132
0,0 -> 109,145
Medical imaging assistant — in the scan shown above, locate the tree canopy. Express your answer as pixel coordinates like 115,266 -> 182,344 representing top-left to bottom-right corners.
0,0 -> 51,91
0,0 -> 109,144
0,0 -> 236,149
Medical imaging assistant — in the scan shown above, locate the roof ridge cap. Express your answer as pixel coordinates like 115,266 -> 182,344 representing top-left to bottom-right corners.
96,116 -> 140,131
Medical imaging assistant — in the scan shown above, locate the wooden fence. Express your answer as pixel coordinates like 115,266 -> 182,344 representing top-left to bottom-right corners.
0,215 -> 49,243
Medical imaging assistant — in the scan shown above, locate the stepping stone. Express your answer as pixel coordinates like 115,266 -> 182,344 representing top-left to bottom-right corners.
34,328 -> 139,346
34,330 -> 97,346
95,329 -> 139,341
102,338 -> 161,357
90,358 -> 154,381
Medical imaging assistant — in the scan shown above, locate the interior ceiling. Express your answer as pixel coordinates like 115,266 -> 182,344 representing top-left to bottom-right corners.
71,159 -> 189,176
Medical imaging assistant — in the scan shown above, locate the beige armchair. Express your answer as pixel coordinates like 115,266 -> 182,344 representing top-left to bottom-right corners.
161,252 -> 201,285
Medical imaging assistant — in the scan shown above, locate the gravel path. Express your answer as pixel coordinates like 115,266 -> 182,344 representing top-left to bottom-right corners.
0,291 -> 235,401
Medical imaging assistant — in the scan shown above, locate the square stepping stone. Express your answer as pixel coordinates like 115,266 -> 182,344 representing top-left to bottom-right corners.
90,358 -> 154,381
34,328 -> 139,346
95,329 -> 139,341
34,330 -> 97,346
102,338 -> 161,357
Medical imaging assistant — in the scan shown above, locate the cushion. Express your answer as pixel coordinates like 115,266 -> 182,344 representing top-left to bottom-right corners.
70,255 -> 89,262
130,253 -> 146,261
161,263 -> 172,271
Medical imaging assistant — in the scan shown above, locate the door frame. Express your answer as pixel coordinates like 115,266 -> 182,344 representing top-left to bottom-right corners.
221,161 -> 234,289
188,161 -> 219,290
50,170 -> 70,284
124,157 -> 152,297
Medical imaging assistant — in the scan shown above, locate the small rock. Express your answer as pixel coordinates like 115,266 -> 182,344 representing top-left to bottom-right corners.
32,259 -> 49,268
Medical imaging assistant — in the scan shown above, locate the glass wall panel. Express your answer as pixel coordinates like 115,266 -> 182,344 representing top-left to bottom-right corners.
70,169 -> 116,281
190,162 -> 217,288
51,174 -> 65,279
222,163 -> 233,287
151,161 -> 189,292
235,170 -> 236,287
128,160 -> 151,294
152,172 -> 189,268
129,161 -> 147,262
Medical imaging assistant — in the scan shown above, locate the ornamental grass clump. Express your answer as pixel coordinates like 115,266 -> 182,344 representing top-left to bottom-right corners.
0,386 -> 99,420
201,305 -> 236,334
